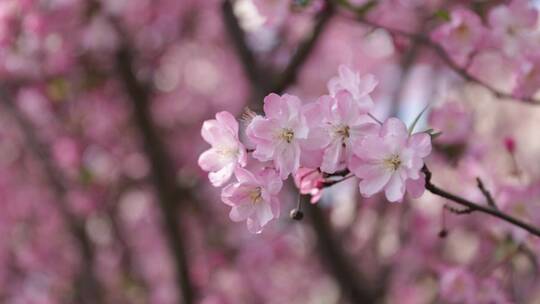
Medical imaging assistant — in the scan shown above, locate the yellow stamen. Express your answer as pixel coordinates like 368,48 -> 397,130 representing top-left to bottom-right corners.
384,154 -> 401,171
249,187 -> 263,204
280,128 -> 295,143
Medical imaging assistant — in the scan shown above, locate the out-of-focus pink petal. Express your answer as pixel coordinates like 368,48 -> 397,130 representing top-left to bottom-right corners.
406,174 -> 425,199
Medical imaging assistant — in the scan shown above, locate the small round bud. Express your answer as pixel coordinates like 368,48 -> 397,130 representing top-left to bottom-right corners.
290,209 -> 304,220
504,136 -> 516,153
438,229 -> 448,238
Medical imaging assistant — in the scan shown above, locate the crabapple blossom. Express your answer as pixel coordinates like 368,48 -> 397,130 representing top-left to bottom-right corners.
221,167 -> 282,234
302,91 -> 379,173
431,8 -> 485,65
488,0 -> 539,56
350,118 -> 432,202
246,93 -> 308,179
293,168 -> 324,203
198,111 -> 247,187
6,0 -> 540,301
327,64 -> 377,111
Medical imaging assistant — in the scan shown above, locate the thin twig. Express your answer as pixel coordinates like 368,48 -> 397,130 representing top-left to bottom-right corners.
422,166 -> 540,238
444,204 -> 474,215
476,177 -> 499,210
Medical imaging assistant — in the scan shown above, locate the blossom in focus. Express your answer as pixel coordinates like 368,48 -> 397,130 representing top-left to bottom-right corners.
303,91 -> 379,173
350,118 -> 432,202
431,8 -> 485,65
293,168 -> 324,203
327,64 -> 377,111
221,167 -> 282,233
198,111 -> 247,187
428,101 -> 473,145
246,93 -> 308,179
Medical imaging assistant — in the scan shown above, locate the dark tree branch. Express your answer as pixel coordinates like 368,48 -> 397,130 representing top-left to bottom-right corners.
222,0 -> 335,109
115,44 -> 195,304
303,196 -> 383,303
422,166 -> 540,238
222,0 -> 265,91
0,86 -> 103,304
444,204 -> 474,215
271,2 -> 335,94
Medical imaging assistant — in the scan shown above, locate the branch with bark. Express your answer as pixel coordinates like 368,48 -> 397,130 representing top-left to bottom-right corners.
115,43 -> 196,304
0,86 -> 104,304
422,166 -> 540,237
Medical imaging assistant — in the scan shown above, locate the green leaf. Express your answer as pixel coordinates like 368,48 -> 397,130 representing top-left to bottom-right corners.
434,9 -> 451,22
408,105 -> 430,135
422,128 -> 443,139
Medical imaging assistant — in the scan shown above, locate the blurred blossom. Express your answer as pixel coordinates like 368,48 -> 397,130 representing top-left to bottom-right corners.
1,0 -> 540,303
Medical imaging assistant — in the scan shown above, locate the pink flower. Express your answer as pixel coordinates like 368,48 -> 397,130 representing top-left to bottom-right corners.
221,167 -> 282,234
513,55 -> 540,99
198,111 -> 247,187
431,8 -> 485,65
327,65 -> 377,112
428,101 -> 473,145
293,168 -> 324,203
350,118 -> 432,202
303,91 -> 379,173
246,93 -> 309,179
488,0 -> 539,56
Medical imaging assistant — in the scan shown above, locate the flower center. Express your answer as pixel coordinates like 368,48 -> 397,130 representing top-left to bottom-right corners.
249,187 -> 263,204
216,146 -> 238,158
279,128 -> 295,143
335,125 -> 350,140
384,154 -> 401,171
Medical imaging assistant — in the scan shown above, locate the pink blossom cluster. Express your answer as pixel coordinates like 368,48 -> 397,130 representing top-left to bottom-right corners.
199,65 -> 432,233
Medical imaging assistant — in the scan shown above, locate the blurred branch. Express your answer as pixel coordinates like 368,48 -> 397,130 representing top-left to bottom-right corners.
303,196 -> 383,303
422,166 -> 540,238
0,86 -> 103,304
271,2 -> 335,94
336,2 -> 540,105
222,0 -> 335,107
115,39 -> 196,304
222,0 -> 265,91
